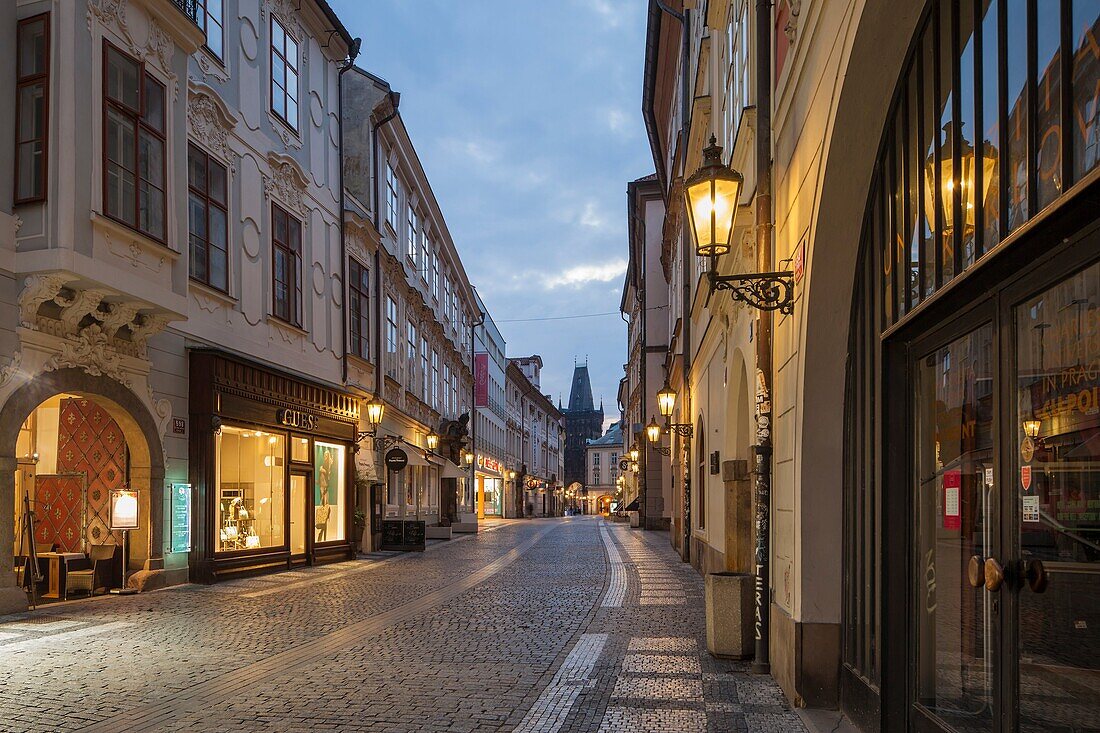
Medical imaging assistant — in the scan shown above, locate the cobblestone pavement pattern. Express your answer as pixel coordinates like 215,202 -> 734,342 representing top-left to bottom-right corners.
0,517 -> 804,732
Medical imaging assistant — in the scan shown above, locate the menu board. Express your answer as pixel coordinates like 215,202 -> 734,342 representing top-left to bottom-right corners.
171,482 -> 192,553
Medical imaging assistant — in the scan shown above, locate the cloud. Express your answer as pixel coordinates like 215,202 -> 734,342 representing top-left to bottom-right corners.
591,0 -> 623,28
579,201 -> 606,229
540,259 -> 627,290
439,137 -> 498,166
606,108 -> 627,133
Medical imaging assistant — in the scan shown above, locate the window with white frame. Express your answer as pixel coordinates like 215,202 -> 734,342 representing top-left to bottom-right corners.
270,16 -> 298,131
450,370 -> 458,415
431,350 -> 439,410
385,163 -> 399,230
385,297 -> 398,375
420,337 -> 429,400
406,205 -> 418,263
191,0 -> 224,59
406,320 -> 418,392
724,1 -> 751,148
420,231 -> 430,281
431,252 -> 440,299
443,363 -> 451,415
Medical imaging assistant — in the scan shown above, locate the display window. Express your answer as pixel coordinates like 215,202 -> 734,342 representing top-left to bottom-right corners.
216,426 -> 285,552
313,441 -> 345,542
290,434 -> 309,463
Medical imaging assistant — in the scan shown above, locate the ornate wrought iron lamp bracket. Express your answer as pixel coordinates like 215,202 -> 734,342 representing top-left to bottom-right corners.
668,423 -> 694,439
706,269 -> 795,315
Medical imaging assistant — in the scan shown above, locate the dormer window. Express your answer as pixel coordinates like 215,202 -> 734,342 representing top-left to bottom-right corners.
270,16 -> 298,131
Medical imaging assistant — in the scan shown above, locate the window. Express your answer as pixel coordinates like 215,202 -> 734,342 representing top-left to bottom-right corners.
385,163 -> 399,230
431,350 -> 439,410
15,14 -> 48,203
314,441 -> 346,543
420,232 -> 430,281
450,370 -> 458,415
270,16 -> 298,131
594,453 -> 601,466
442,363 -> 451,413
406,205 -> 418,262
420,337 -> 429,400
407,320 -> 418,392
431,252 -> 440,299
191,0 -> 224,59
271,204 -> 302,325
104,43 -> 166,241
216,427 -> 285,552
593,468 -> 601,484
349,259 -> 370,360
385,297 -> 398,373
188,144 -> 228,291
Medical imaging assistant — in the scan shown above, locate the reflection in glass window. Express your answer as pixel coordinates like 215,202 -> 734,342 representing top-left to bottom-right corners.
216,427 -> 285,552
1072,1 -> 1100,181
314,441 -> 345,542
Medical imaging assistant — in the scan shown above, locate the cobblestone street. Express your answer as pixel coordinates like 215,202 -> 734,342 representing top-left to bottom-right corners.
0,517 -> 804,732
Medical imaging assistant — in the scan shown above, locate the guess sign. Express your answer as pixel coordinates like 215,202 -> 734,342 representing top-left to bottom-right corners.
277,408 -> 317,431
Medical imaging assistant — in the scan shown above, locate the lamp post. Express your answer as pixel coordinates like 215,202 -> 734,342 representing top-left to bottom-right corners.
109,489 -> 139,595
426,429 -> 439,452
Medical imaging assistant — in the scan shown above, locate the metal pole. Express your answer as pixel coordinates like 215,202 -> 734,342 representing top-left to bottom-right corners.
752,0 -> 774,676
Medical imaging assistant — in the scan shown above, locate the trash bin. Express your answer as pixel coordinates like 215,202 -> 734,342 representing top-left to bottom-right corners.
705,572 -> 755,659
628,511 -> 640,528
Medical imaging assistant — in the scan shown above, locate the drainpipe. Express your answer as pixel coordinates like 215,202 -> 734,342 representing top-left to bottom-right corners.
751,0 -> 774,676
470,310 -> 485,519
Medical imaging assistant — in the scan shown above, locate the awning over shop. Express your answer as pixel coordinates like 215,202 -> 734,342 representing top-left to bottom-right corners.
440,460 -> 467,479
622,497 -> 639,512
399,447 -> 433,467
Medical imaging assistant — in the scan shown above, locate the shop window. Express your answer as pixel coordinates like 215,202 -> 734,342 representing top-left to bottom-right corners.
314,441 -> 345,542
103,42 -> 165,241
187,143 -> 228,292
15,14 -> 48,204
270,15 -> 298,131
290,435 -> 309,463
216,427 -> 285,552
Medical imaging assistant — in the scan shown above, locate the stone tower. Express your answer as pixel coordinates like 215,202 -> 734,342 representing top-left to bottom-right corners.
563,359 -> 604,488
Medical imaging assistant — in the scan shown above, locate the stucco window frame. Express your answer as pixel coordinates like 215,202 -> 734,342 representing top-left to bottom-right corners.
15,13 -> 50,205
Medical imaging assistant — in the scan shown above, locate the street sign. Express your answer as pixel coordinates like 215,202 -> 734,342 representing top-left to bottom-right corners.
385,448 -> 408,472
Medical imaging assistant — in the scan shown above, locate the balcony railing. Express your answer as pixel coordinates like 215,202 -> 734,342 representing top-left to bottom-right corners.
172,0 -> 202,28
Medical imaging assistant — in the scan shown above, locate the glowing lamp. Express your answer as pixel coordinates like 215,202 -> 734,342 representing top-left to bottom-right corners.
1022,419 -> 1041,439
683,135 -> 743,258
657,380 -> 677,418
366,396 -> 385,426
426,429 -> 439,451
646,417 -> 662,444
110,489 -> 139,530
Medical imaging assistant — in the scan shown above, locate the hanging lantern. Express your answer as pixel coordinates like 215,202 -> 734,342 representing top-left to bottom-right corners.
683,135 -> 743,258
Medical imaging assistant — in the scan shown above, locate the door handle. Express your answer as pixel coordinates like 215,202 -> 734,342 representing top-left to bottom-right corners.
984,558 -> 1005,592
1024,558 -> 1048,594
967,555 -> 985,588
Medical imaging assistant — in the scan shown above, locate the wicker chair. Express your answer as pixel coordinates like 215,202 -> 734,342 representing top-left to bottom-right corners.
66,545 -> 117,598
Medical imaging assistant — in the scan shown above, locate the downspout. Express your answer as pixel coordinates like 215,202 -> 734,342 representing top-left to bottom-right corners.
337,42 -> 360,388
470,310 -> 485,519
751,0 -> 773,676
371,91 -> 400,404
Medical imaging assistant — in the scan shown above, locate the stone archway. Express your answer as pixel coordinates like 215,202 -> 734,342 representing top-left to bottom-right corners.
0,368 -> 166,614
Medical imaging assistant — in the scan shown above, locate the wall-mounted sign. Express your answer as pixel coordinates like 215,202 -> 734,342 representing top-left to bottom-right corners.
1021,495 -> 1040,523
1021,465 -> 1032,491
385,448 -> 408,472
619,459 -> 629,471
170,483 -> 191,553
110,489 -> 139,530
477,454 -> 503,473
277,408 -> 317,431
173,417 -> 186,435
793,237 -> 806,282
474,353 -> 489,407
1020,436 -> 1036,463
942,470 -> 961,530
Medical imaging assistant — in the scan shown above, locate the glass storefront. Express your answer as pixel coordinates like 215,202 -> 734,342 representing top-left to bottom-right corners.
215,427 -> 285,552
314,441 -> 346,542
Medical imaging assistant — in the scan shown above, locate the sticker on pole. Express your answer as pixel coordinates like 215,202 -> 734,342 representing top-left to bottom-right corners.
1021,465 -> 1032,492
1022,496 -> 1040,523
942,470 -> 961,530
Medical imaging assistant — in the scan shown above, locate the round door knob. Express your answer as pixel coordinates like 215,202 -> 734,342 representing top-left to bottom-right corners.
984,558 -> 1005,592
967,555 -> 985,588
1024,558 -> 1048,594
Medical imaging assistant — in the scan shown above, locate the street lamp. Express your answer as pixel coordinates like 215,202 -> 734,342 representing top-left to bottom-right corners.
646,416 -> 671,456
685,135 -> 794,314
426,429 -> 439,452
655,377 -> 693,438
507,469 -> 516,480
355,395 -> 386,447
628,445 -> 639,462
463,450 -> 474,465
1022,419 -> 1042,439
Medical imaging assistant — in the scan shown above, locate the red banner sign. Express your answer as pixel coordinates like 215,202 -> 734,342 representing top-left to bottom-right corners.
942,470 -> 961,530
474,353 -> 489,407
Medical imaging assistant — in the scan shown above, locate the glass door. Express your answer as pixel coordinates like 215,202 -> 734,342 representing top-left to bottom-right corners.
290,472 -> 308,557
1011,260 -> 1100,731
913,318 -> 998,732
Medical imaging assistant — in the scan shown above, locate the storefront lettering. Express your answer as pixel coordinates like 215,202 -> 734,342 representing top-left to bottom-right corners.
1037,386 -> 1100,420
277,408 -> 317,431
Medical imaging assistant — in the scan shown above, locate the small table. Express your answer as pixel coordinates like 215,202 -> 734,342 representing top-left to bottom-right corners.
39,552 -> 86,599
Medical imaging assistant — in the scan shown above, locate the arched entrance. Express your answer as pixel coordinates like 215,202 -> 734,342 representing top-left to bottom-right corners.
596,494 -> 613,515
0,368 -> 165,613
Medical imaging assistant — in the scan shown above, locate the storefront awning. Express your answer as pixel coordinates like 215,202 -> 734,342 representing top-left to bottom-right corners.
440,460 -> 467,479
622,497 -> 639,512
400,448 -> 433,468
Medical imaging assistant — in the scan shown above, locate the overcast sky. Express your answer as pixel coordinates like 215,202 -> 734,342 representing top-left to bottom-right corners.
331,1 -> 652,428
